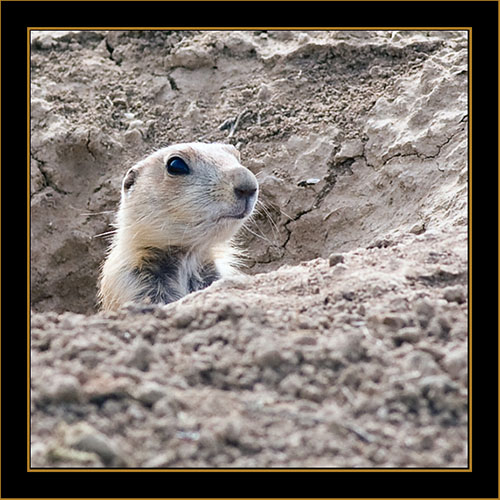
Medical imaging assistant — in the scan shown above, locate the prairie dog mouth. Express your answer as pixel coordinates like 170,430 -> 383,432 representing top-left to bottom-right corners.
218,208 -> 251,221
217,198 -> 255,222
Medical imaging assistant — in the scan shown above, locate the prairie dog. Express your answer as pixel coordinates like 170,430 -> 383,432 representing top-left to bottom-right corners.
99,142 -> 258,311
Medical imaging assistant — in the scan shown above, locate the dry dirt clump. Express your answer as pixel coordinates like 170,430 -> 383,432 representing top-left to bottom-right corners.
30,30 -> 469,468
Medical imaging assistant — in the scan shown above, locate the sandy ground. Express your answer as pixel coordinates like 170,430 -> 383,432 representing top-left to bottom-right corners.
30,30 -> 469,468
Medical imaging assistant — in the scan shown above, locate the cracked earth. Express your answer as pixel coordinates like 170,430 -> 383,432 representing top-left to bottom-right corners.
30,30 -> 468,468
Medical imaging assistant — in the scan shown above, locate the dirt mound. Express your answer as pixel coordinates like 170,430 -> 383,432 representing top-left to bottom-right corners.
30,30 -> 468,468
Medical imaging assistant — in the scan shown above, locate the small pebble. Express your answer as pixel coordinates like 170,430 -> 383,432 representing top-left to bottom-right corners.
73,432 -> 119,466
123,128 -> 142,146
410,222 -> 426,235
257,83 -> 272,101
174,310 -> 194,328
51,375 -> 82,403
328,254 -> 345,267
128,119 -> 144,130
128,340 -> 154,371
382,315 -> 405,330
256,348 -> 282,368
443,286 -> 466,304
394,327 -> 422,344
136,382 -> 166,406
295,335 -> 317,346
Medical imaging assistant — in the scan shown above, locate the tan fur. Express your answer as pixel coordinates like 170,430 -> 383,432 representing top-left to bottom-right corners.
98,143 -> 258,311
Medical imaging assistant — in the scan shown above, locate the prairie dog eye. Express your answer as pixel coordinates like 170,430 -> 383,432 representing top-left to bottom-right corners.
166,156 -> 190,176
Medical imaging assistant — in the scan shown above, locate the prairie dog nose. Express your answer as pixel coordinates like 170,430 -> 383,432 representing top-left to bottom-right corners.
230,167 -> 258,201
234,183 -> 257,200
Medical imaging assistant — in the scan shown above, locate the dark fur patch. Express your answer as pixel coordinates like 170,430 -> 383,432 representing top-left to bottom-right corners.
189,261 -> 220,292
133,248 -> 220,305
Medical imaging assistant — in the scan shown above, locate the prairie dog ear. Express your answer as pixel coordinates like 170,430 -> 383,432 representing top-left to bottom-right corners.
122,167 -> 138,193
220,144 -> 241,162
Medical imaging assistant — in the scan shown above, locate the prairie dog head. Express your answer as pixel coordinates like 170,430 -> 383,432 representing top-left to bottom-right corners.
117,142 -> 258,251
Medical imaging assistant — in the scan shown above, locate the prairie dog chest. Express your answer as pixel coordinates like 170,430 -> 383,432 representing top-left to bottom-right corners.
132,248 -> 220,304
